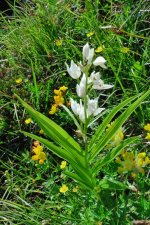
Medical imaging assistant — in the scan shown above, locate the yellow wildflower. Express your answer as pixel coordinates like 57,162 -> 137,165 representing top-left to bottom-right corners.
15,78 -> 22,84
106,122 -> 124,147
138,152 -> 146,158
116,150 -> 150,175
39,129 -> 44,134
33,140 -> 40,147
144,123 -> 150,132
143,156 -> 150,166
121,47 -> 130,53
117,151 -> 134,174
32,145 -> 46,164
59,86 -> 68,92
49,104 -> 58,115
50,86 -> 67,115
86,31 -> 94,37
54,89 -> 62,96
95,46 -> 104,53
25,118 -> 32,124
72,186 -> 78,192
55,39 -> 63,46
131,173 -> 137,178
60,161 -> 67,169
54,95 -> 64,105
145,132 -> 150,140
59,184 -> 68,193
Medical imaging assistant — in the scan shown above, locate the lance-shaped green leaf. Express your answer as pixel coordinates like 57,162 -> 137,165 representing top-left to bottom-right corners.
71,163 -> 96,188
92,136 -> 139,176
61,104 -> 82,132
89,90 -> 150,161
88,94 -> 139,150
64,171 -> 94,191
15,95 -> 87,167
99,179 -> 128,190
22,131 -> 94,187
21,131 -> 77,164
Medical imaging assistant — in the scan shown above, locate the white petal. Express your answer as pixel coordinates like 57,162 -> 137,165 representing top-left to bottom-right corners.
78,100 -> 85,122
87,48 -> 94,64
90,71 -> 101,81
93,84 -> 113,90
87,98 -> 98,117
66,60 -> 81,79
70,98 -> 80,115
93,108 -> 105,116
93,56 -> 107,68
76,74 -> 86,98
79,108 -> 85,123
83,43 -> 90,60
99,63 -> 107,69
65,62 -> 71,75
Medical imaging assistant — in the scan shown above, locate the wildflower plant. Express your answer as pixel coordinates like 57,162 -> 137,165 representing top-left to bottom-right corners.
32,140 -> 46,164
116,150 -> 150,177
15,43 -> 150,194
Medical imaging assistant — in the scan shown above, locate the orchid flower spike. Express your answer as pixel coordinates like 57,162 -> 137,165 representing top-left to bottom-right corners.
65,60 -> 81,79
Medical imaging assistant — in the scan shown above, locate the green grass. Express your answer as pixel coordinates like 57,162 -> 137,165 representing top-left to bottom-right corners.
0,0 -> 150,224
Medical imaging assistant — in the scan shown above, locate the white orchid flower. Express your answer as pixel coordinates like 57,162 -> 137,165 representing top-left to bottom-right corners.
88,71 -> 113,90
88,71 -> 101,84
78,100 -> 85,122
70,98 -> 80,116
82,43 -> 94,65
93,56 -> 107,68
65,60 -> 81,79
70,97 -> 105,123
93,79 -> 113,90
87,97 -> 105,117
70,99 -> 85,122
76,73 -> 86,98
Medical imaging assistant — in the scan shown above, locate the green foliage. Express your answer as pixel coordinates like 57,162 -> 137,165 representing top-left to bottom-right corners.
15,88 -> 150,191
1,0 -> 150,224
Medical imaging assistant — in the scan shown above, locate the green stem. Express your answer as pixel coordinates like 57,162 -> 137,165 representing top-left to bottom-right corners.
83,67 -> 89,167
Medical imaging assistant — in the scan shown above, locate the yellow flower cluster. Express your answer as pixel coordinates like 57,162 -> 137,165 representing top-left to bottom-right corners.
60,161 -> 67,169
72,186 -> 78,193
32,140 -> 46,164
144,123 -> 150,140
25,118 -> 32,124
116,150 -> 150,176
39,129 -> 44,135
15,78 -> 22,84
59,184 -> 68,193
95,46 -> 104,53
55,39 -> 63,46
106,122 -> 124,147
86,31 -> 94,37
121,47 -> 130,53
49,86 -> 68,115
